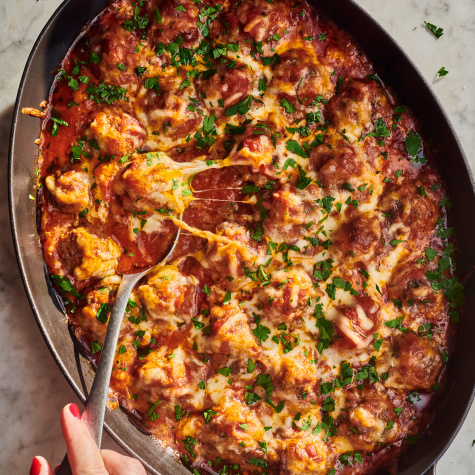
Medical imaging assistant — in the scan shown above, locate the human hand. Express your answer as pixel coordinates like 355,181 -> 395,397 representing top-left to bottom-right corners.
29,403 -> 147,475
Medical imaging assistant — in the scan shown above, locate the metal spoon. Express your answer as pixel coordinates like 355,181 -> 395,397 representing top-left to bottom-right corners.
57,225 -> 181,475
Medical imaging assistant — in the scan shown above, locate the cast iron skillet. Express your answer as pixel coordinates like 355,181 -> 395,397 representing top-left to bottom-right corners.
8,0 -> 475,473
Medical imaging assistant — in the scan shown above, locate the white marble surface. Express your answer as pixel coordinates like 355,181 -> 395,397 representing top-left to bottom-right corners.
0,0 -> 474,473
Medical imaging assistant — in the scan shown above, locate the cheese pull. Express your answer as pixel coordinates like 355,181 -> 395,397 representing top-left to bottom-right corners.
120,139 -> 276,215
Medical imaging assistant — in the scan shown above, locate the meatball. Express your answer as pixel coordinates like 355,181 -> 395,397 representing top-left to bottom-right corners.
387,264 -> 433,305
385,333 -> 443,391
58,227 -> 121,281
135,69 -> 203,150
74,287 -> 118,350
215,0 -> 313,56
326,79 -> 391,140
343,388 -> 399,449
203,221 -> 267,278
87,106 -> 146,156
138,265 -> 198,322
138,346 -> 199,398
310,143 -> 366,188
321,24 -> 372,80
45,170 -> 90,213
387,263 -> 448,326
88,20 -> 143,87
227,133 -> 276,176
350,405 -> 386,440
236,0 -> 292,44
283,435 -> 328,474
263,184 -> 321,243
120,152 -> 176,211
269,47 -> 334,103
211,398 -> 265,449
150,0 -> 200,47
332,213 -> 382,258
195,62 -> 257,113
120,151 -> 205,213
256,267 -> 317,323
334,297 -> 380,349
379,184 -> 439,246
274,353 -> 318,394
205,304 -> 259,358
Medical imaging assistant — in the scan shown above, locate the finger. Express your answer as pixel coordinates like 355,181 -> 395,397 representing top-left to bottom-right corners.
60,404 -> 108,475
101,450 -> 147,475
30,456 -> 53,475
53,465 -> 60,475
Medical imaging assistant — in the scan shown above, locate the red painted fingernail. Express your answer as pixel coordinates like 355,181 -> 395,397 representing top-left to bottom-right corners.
30,457 -> 42,475
69,403 -> 81,420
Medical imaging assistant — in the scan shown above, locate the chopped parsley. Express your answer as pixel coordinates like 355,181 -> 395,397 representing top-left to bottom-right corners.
86,82 -> 127,104
225,95 -> 253,117
425,21 -> 444,39
253,314 -> 271,344
280,98 -> 296,114
51,275 -> 83,298
438,67 -> 449,77
404,131 -> 422,158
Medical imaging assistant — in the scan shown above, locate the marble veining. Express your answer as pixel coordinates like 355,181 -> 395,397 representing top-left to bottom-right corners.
0,0 -> 473,473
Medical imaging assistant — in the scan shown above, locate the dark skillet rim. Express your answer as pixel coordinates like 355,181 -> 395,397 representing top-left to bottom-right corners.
8,0 -> 475,474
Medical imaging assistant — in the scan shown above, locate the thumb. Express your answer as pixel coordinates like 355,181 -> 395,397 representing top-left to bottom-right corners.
60,404 -> 108,475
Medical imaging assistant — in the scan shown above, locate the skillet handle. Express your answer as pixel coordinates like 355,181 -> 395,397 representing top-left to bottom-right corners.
426,464 -> 437,475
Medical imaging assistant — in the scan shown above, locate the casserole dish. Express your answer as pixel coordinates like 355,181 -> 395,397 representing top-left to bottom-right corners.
12,0 -> 470,473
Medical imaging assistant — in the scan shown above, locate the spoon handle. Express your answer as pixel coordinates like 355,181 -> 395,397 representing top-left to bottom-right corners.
56,273 -> 139,474
82,272 -> 140,445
